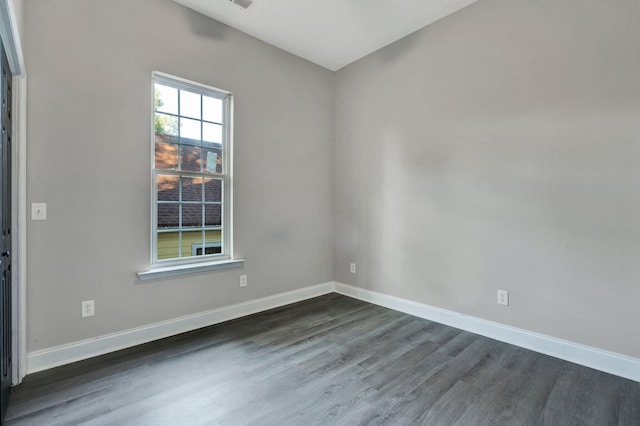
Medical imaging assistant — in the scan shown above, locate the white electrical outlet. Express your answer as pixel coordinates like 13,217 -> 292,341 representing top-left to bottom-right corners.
350,263 -> 356,274
497,290 -> 509,306
81,300 -> 95,317
240,275 -> 247,287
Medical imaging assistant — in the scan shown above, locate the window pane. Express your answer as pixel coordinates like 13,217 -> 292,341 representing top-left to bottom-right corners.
182,204 -> 203,228
203,122 -> 222,144
203,147 -> 222,173
181,230 -> 205,258
180,117 -> 201,142
155,138 -> 178,169
182,236 -> 194,257
181,176 -> 202,202
155,113 -> 178,136
157,231 -> 181,260
157,175 -> 179,201
180,90 -> 201,120
154,84 -> 178,115
180,145 -> 201,172
206,230 -> 221,247
205,204 -> 222,227
203,96 -> 223,123
157,204 -> 179,229
204,178 -> 222,203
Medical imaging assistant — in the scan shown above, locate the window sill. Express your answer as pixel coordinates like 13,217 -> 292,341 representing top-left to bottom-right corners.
137,259 -> 245,281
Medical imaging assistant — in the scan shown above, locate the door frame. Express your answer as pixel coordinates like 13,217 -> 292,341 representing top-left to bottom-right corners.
0,0 -> 26,384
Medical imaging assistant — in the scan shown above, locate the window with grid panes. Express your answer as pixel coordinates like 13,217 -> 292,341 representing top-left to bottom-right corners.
152,73 -> 232,265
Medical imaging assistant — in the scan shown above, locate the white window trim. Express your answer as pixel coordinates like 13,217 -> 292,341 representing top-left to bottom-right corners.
138,72 -> 243,279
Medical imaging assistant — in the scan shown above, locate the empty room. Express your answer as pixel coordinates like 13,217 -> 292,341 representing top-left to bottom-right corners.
0,0 -> 638,424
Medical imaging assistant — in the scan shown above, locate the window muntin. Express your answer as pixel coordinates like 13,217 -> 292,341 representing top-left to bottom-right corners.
152,73 -> 232,265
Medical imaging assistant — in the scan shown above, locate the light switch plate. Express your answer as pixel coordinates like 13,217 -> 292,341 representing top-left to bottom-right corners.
32,203 -> 47,220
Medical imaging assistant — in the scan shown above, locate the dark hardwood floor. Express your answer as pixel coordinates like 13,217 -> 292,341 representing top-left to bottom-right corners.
5,294 -> 640,425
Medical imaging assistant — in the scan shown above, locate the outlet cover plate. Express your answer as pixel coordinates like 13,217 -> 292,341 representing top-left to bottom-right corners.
82,300 -> 95,317
497,290 -> 509,306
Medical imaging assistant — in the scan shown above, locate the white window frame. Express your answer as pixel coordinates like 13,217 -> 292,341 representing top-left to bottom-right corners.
150,71 -> 233,268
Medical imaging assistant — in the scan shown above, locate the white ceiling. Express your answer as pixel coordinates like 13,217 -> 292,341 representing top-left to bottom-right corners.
174,0 -> 478,71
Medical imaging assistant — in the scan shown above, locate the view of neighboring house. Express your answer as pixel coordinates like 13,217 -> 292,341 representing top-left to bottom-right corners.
155,134 -> 223,260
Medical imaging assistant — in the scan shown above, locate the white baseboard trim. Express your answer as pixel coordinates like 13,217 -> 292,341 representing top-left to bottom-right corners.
26,281 -> 640,382
334,283 -> 640,382
27,282 -> 335,374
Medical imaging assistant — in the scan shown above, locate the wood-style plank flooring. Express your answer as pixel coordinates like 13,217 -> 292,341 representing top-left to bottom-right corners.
5,294 -> 640,425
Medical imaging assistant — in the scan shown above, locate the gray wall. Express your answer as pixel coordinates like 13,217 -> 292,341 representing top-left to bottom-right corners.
25,0 -> 640,361
25,0 -> 334,352
334,0 -> 640,358
9,0 -> 25,52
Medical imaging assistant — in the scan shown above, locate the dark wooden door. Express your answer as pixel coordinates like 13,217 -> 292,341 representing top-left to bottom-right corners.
0,38 -> 13,423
